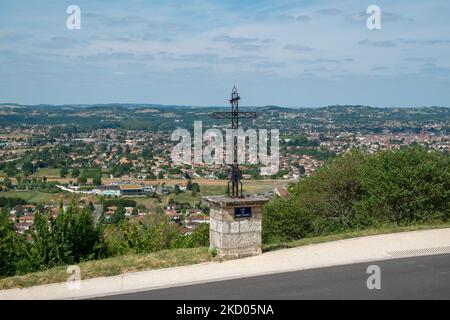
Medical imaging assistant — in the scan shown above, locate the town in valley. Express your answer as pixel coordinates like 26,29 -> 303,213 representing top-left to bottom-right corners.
1,103 -> 448,238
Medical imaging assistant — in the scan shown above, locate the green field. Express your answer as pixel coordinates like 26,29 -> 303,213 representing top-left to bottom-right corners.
114,185 -> 227,209
164,180 -> 279,204
0,179 -> 283,206
0,191 -> 69,204
170,185 -> 224,203
111,180 -> 281,206
32,168 -> 61,178
242,180 -> 284,194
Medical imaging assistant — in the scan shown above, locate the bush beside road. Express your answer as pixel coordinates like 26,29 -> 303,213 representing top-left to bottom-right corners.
1,222 -> 450,291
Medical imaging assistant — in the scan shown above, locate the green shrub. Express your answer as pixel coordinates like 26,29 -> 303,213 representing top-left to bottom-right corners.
356,146 -> 450,224
262,146 -> 450,244
262,198 -> 313,243
102,214 -> 181,256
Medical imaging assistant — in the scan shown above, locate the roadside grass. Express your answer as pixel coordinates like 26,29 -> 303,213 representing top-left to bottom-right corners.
0,247 -> 212,291
1,222 -> 450,290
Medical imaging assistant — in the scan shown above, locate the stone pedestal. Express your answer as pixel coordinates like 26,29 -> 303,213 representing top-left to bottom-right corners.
204,195 -> 269,261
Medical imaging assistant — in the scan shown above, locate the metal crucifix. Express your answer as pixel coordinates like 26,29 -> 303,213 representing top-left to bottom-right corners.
210,87 -> 257,197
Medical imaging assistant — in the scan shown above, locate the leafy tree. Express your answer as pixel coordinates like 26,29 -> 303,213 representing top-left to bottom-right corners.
22,161 -> 34,176
286,135 -> 320,147
109,206 -> 126,225
71,206 -> 99,262
5,164 -> 18,177
77,176 -> 87,185
3,177 -> 12,190
0,209 -> 20,277
71,168 -> 80,178
0,209 -> 32,277
141,148 -> 153,160
32,211 -> 53,268
93,176 -> 102,186
60,167 -> 69,178
103,199 -> 136,208
191,183 -> 200,193
217,171 -> 228,180
0,196 -> 27,208
31,200 -> 100,268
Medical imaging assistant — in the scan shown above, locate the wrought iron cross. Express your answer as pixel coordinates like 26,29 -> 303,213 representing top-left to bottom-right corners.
210,87 -> 257,197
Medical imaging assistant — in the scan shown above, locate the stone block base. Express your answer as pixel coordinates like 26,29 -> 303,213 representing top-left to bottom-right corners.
204,195 -> 269,261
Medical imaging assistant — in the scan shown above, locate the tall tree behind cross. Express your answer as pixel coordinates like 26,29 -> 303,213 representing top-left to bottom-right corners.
211,87 -> 257,197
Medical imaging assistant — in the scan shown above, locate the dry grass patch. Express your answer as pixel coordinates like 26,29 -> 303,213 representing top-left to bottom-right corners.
0,247 -> 212,290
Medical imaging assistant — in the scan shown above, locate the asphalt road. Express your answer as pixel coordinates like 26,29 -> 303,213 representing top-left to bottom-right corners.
100,254 -> 450,300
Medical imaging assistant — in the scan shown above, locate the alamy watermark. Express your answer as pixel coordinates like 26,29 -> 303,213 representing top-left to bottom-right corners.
65,5 -> 379,31
66,265 -> 81,290
367,5 -> 381,30
171,121 -> 280,175
66,5 -> 81,30
366,265 -> 381,290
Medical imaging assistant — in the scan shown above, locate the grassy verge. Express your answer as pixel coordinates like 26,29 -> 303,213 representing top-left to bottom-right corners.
1,222 -> 449,290
0,247 -> 212,291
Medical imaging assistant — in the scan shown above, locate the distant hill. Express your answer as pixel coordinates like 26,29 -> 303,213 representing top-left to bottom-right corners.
0,103 -> 448,133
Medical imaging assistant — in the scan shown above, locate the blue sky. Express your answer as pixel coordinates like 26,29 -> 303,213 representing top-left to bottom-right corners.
0,0 -> 449,107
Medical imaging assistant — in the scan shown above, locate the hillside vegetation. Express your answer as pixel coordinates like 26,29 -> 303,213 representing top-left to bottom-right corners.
263,146 -> 450,243
0,202 -> 210,279
1,146 -> 449,284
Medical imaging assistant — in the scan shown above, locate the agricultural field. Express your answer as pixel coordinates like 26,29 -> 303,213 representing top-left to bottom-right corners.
0,191 -> 66,204
32,168 -> 61,178
0,179 -> 285,206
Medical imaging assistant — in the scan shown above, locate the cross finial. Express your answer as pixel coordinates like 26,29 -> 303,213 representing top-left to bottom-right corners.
209,87 -> 258,197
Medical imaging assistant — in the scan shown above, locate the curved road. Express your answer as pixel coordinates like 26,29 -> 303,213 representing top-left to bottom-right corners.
102,254 -> 450,300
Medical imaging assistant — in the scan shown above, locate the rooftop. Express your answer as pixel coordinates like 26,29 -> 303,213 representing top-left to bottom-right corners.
119,185 -> 144,190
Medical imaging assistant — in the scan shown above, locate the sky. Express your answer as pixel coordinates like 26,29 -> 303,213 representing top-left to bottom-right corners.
0,0 -> 449,107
